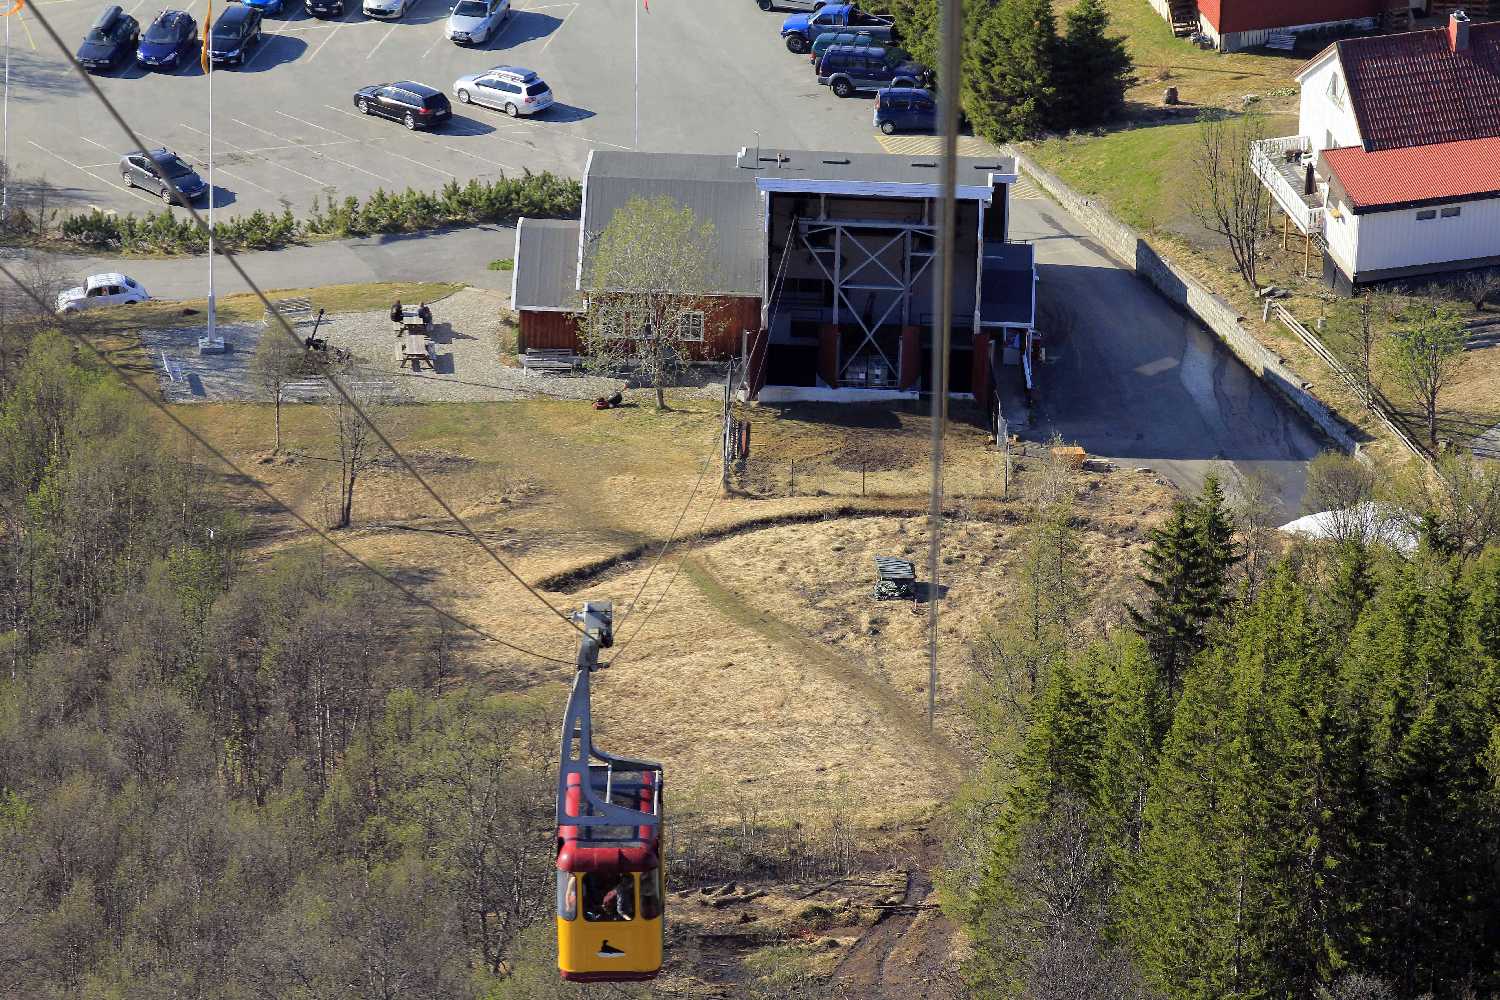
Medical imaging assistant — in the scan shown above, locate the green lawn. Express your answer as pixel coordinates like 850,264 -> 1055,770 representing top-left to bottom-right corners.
1028,122 -> 1203,231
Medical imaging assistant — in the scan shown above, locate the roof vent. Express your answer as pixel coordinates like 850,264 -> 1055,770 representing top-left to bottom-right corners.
1450,10 -> 1470,52
736,146 -> 756,169
822,157 -> 850,165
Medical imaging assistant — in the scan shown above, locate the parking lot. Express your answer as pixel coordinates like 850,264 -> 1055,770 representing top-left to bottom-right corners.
8,0 -> 899,217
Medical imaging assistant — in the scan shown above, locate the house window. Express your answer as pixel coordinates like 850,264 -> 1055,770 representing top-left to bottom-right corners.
1326,73 -> 1345,111
1441,206 -> 1462,218
678,311 -> 705,342
1416,210 -> 1437,221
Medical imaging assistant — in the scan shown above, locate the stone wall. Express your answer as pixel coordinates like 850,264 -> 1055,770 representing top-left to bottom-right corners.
1008,146 -> 1360,455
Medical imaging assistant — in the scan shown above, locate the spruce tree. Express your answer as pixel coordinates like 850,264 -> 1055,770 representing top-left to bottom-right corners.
1053,0 -> 1134,130
964,0 -> 1058,142
1128,478 -> 1240,701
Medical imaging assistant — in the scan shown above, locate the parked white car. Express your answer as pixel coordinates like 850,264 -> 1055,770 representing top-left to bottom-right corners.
452,65 -> 553,117
446,0 -> 508,44
363,0 -> 412,20
55,273 -> 150,314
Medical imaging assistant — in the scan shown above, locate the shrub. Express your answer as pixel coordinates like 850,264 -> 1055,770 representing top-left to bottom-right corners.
53,172 -> 582,255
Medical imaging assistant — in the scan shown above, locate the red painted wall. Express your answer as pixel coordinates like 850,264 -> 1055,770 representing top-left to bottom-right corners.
519,297 -> 759,359
519,311 -> 581,351
1198,0 -> 1382,33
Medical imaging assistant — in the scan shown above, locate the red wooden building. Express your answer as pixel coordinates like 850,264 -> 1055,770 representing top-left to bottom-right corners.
511,147 -> 1037,408
1153,0 -> 1416,50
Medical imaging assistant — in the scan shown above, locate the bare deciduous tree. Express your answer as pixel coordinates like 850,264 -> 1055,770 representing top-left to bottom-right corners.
324,382 -> 391,529
1303,451 -> 1379,546
250,330 -> 304,454
1327,291 -> 1388,406
1189,111 -> 1269,288
582,195 -> 716,410
1222,465 -> 1280,599
1453,266 -> 1500,312
1385,452 -> 1500,560
1379,302 -> 1467,450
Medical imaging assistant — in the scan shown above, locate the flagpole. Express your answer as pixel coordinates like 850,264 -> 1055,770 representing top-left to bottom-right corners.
632,0 -> 638,150
3,12 -> 11,224
206,18 -> 215,345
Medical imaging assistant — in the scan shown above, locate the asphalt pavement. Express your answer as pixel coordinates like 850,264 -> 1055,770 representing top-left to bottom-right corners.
43,222 -> 518,295
7,0 -> 889,217
1010,194 -> 1321,518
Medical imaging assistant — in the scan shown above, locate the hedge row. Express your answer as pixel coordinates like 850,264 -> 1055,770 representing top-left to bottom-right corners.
54,171 -> 582,254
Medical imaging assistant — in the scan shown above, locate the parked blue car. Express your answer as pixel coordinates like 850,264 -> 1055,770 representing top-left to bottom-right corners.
241,0 -> 286,17
135,9 -> 197,69
873,86 -> 936,133
781,3 -> 893,53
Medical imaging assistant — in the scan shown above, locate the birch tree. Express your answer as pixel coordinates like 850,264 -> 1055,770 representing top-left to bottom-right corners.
324,382 -> 391,529
1189,111 -> 1269,288
1379,302 -> 1466,450
582,195 -> 715,410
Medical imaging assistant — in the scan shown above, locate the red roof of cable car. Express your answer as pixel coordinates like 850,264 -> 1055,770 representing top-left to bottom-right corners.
556,771 -> 660,874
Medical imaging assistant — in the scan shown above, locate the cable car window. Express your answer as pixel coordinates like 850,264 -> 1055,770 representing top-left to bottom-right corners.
640,868 -> 663,920
583,873 -> 635,922
557,872 -> 577,920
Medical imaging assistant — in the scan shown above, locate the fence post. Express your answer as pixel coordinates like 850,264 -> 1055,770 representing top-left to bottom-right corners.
789,459 -> 795,495
861,459 -> 866,496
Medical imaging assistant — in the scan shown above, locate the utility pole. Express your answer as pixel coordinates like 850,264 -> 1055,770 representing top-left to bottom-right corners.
3,10 -> 11,226
721,355 -> 734,494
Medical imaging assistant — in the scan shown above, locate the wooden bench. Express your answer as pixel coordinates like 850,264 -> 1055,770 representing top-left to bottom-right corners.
520,348 -> 581,373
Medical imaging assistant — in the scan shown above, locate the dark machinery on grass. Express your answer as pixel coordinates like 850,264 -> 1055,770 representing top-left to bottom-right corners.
555,601 -> 665,983
874,556 -> 917,600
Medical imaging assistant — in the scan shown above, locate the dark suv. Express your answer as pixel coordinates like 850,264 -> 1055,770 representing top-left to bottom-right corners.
76,5 -> 140,71
817,44 -> 928,97
209,5 -> 263,65
353,81 -> 452,130
873,86 -> 936,133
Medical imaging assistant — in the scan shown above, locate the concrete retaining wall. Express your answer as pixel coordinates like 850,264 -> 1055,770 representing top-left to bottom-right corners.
1008,146 -> 1360,455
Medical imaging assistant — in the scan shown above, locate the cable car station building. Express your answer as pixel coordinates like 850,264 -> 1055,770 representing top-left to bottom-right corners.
512,147 -> 1037,410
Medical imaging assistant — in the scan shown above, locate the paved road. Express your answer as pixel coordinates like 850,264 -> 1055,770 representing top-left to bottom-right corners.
7,0 -> 884,217
1010,192 -> 1322,518
43,222 -> 518,295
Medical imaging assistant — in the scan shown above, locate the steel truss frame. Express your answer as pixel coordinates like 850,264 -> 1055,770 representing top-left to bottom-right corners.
798,219 -> 936,384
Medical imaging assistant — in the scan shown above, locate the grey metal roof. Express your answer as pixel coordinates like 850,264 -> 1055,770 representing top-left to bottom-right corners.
512,218 -> 584,312
586,148 -> 1015,187
583,153 -> 766,297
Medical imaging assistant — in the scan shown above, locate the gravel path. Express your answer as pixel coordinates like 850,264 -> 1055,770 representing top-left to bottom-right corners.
145,288 -> 628,403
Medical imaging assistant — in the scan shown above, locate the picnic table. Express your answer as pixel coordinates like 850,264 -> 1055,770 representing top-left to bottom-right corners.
399,332 -> 434,370
396,305 -> 432,334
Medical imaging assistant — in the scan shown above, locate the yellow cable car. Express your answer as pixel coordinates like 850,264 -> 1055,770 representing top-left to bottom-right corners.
555,601 -> 665,983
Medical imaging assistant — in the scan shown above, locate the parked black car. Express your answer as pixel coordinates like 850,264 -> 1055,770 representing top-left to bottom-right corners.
353,82 -> 452,130
816,43 -> 928,97
120,148 -> 209,204
306,0 -> 343,17
77,5 -> 140,71
136,9 -> 198,70
208,4 -> 262,65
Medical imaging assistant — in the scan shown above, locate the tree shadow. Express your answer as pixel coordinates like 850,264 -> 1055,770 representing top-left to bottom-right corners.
490,9 -> 562,46
238,34 -> 310,71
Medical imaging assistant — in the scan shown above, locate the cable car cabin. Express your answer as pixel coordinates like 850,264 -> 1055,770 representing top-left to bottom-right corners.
555,601 -> 666,983
556,769 -> 664,981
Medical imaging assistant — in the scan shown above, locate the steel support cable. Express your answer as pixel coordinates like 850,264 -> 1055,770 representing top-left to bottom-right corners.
613,423 -> 721,630
21,1 -> 585,640
0,266 -> 574,665
606,477 -> 723,670
927,0 -> 963,734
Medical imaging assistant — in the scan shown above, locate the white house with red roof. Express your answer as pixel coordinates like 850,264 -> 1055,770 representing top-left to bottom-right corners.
1251,11 -> 1500,291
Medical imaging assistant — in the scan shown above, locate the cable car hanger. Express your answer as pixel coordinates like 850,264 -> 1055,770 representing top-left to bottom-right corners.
555,601 -> 666,984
